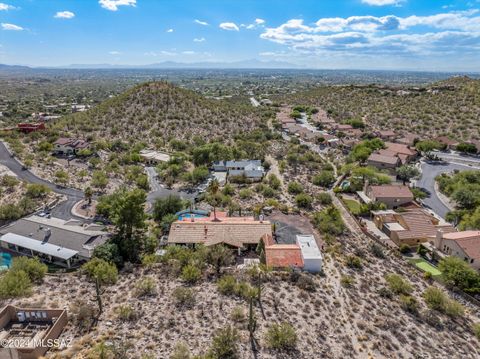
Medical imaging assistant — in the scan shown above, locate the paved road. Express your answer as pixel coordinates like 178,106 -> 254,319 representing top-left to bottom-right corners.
417,161 -> 474,219
0,141 -> 84,220
145,166 -> 164,192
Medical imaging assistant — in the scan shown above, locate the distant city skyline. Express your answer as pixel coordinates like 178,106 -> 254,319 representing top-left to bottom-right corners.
0,0 -> 479,71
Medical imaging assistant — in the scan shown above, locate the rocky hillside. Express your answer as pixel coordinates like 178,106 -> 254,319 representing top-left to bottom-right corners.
283,77 -> 480,141
55,81 -> 264,144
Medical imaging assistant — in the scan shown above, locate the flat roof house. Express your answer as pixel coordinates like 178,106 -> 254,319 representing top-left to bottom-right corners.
139,149 -> 171,165
168,215 -> 272,252
297,235 -> 323,273
0,215 -> 109,268
261,234 -> 304,270
0,305 -> 67,359
434,230 -> 480,271
364,184 -> 414,209
212,160 -> 265,181
373,209 -> 455,247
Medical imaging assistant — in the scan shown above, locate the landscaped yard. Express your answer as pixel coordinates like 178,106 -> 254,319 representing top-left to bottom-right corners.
409,258 -> 443,279
343,198 -> 362,215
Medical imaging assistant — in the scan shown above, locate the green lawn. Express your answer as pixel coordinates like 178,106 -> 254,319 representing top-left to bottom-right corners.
343,199 -> 361,215
409,258 -> 443,278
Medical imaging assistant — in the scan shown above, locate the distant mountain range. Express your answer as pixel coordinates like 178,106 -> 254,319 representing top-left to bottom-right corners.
0,59 -> 302,70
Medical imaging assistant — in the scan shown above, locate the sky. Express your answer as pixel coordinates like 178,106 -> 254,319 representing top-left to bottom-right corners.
0,0 -> 480,71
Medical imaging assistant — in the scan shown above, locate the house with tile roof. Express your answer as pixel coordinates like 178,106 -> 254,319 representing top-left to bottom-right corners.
364,184 -> 414,209
54,137 -> 90,155
366,153 -> 401,170
434,230 -> 480,271
372,209 -> 456,247
261,234 -> 304,269
168,215 -> 272,252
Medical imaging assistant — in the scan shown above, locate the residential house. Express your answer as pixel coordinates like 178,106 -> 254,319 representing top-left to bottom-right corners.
376,130 -> 397,141
0,215 -> 109,268
139,149 -> 171,165
212,160 -> 265,180
333,124 -> 353,133
261,234 -> 304,269
53,138 -> 90,155
435,136 -> 459,150
372,209 -> 455,247
384,142 -> 417,163
363,184 -> 414,209
0,305 -> 68,359
167,214 -> 272,253
434,230 -> 480,271
367,153 -> 401,170
297,235 -> 323,272
17,123 -> 45,133
396,133 -> 418,146
260,234 -> 322,272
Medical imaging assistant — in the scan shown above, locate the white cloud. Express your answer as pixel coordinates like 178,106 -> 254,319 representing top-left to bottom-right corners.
255,18 -> 265,25
243,18 -> 266,30
194,19 -> 209,26
167,28 -> 174,33
54,11 -> 75,19
1,23 -> 23,31
99,0 -> 136,11
220,22 -> 239,31
194,37 -> 206,42
182,51 -> 195,55
260,10 -> 480,57
361,0 -> 404,6
0,3 -> 15,11
109,51 -> 121,55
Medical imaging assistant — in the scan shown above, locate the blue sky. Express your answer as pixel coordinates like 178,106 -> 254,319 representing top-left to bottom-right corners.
0,0 -> 479,71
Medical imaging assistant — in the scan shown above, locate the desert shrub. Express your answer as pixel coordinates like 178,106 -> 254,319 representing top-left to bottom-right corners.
116,304 -> 138,321
378,287 -> 393,299
82,258 -> 118,285
181,264 -> 202,284
385,274 -> 412,295
265,322 -> 298,351
25,183 -> 51,198
217,275 -> 237,295
346,255 -> 362,269
172,287 -> 196,309
473,323 -> 480,340
444,299 -> 465,318
317,192 -> 332,205
287,182 -> 303,195
10,257 -> 47,283
423,286 -> 447,311
296,274 -> 316,292
312,171 -> 335,188
295,193 -> 313,209
170,342 -> 191,359
399,295 -> 418,314
135,277 -> 156,297
71,301 -> 97,332
141,253 -> 159,268
239,189 -> 253,199
209,326 -> 239,359
230,306 -> 246,323
340,275 -> 354,288
399,244 -> 410,254
370,243 -> 385,259
0,270 -> 32,298
312,206 -> 345,235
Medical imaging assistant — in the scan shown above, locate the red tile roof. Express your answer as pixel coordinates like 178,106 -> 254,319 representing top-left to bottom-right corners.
443,231 -> 480,260
367,153 -> 400,165
385,142 -> 417,156
369,185 -> 414,200
262,234 -> 304,268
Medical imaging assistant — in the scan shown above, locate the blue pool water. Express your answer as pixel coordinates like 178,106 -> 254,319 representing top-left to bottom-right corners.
0,252 -> 12,270
178,214 -> 208,221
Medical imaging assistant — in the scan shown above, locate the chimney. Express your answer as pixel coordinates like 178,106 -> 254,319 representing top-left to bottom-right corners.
434,229 -> 444,250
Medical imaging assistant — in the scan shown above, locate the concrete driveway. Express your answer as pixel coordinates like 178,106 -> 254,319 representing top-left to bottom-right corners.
417,161 -> 473,219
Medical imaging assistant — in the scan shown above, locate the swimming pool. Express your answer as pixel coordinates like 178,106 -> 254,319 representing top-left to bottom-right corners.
0,252 -> 12,271
178,213 -> 208,221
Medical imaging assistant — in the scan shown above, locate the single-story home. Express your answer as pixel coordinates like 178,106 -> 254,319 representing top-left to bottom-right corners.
433,230 -> 480,271
435,136 -> 459,150
139,149 -> 171,165
0,215 -> 109,268
168,213 -> 272,252
17,122 -> 45,133
363,184 -> 414,209
376,130 -> 397,141
367,153 -> 401,170
372,209 -> 455,247
54,138 -> 90,155
212,160 -> 265,180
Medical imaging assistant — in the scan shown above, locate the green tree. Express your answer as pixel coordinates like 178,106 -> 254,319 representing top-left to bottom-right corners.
396,165 -> 420,185
25,183 -> 51,199
312,171 -> 335,188
209,326 -> 239,359
153,195 -> 185,222
82,258 -> 118,285
438,256 -> 480,293
295,193 -> 313,209
287,181 -> 303,194
0,270 -> 32,299
10,257 -> 47,283
85,186 -> 94,205
206,245 -> 235,276
92,171 -> 109,191
456,142 -> 478,154
312,206 -> 345,235
265,322 -> 297,351
55,170 -> 69,187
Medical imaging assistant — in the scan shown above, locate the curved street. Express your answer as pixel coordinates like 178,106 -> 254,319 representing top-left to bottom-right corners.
417,161 -> 474,219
